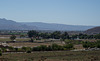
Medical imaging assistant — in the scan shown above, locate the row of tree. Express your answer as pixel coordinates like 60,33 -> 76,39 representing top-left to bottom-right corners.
32,43 -> 73,51
83,40 -> 100,48
27,30 -> 100,41
0,43 -> 73,53
27,30 -> 69,41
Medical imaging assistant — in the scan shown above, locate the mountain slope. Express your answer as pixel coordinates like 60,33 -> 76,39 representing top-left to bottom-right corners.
85,26 -> 100,34
0,18 -> 95,31
0,18 -> 37,30
22,22 -> 94,31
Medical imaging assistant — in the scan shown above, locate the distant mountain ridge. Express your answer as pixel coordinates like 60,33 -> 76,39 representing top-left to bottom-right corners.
22,22 -> 95,31
0,18 -> 37,30
0,18 -> 95,31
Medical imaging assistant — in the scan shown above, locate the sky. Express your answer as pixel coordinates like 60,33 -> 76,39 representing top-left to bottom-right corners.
0,0 -> 100,26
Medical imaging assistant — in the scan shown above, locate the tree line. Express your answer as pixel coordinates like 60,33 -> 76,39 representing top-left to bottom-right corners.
0,43 -> 74,54
27,30 -> 100,41
83,40 -> 100,49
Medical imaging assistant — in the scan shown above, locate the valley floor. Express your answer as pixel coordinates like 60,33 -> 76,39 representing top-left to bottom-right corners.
0,51 -> 100,61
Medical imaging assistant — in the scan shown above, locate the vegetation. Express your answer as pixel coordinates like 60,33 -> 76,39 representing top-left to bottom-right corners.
83,40 -> 100,48
0,30 -> 100,61
27,30 -> 38,42
10,35 -> 16,41
0,51 -> 100,61
0,50 -> 2,56
94,34 -> 100,39
27,30 -> 100,41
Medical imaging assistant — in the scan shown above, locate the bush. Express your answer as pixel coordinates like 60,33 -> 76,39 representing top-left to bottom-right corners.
39,45 -> 47,51
32,43 -> 73,51
27,50 -> 31,53
32,45 -> 47,51
8,46 -> 14,51
0,51 -> 2,56
64,44 -> 73,50
22,47 -> 32,52
1,48 -> 7,52
97,44 -> 100,48
51,43 -> 60,50
83,40 -> 100,48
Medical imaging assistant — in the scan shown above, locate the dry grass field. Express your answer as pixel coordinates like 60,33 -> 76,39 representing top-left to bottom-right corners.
7,41 -> 64,48
0,38 -> 30,42
0,51 -> 100,61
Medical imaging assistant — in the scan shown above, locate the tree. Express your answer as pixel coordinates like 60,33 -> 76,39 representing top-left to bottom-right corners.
22,47 -> 31,52
94,34 -> 100,39
39,33 -> 50,39
20,34 -> 25,38
63,44 -> 73,50
64,39 -> 72,44
10,35 -> 16,41
71,35 -> 78,40
27,30 -> 38,42
51,31 -> 61,39
61,32 -> 69,40
51,43 -> 62,51
0,50 -> 2,56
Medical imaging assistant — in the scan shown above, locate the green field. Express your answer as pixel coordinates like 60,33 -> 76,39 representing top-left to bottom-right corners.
0,51 -> 100,61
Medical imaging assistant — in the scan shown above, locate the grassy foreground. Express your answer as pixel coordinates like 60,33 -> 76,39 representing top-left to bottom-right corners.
0,51 -> 100,61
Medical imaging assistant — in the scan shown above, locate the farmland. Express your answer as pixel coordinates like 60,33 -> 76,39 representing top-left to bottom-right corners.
0,51 -> 100,61
0,30 -> 100,61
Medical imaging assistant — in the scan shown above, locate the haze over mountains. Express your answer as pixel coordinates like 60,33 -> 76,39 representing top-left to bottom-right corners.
0,18 -> 95,31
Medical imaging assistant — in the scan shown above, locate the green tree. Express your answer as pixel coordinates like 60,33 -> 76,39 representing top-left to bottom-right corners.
61,32 -> 69,40
63,44 -> 73,50
94,34 -> 100,39
27,30 -> 38,42
22,47 -> 31,51
64,39 -> 72,44
51,31 -> 61,39
0,50 -> 2,56
20,34 -> 25,38
10,35 -> 16,41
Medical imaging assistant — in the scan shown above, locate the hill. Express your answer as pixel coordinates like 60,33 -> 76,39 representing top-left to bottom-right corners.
0,18 -> 37,30
0,18 -> 95,31
22,22 -> 94,31
85,26 -> 100,34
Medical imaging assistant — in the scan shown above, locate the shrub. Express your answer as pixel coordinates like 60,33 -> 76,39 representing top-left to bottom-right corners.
22,47 -> 32,52
0,50 -> 2,56
8,46 -> 14,51
32,43 -> 73,51
64,44 -> 73,50
27,50 -> 31,53
83,41 -> 100,48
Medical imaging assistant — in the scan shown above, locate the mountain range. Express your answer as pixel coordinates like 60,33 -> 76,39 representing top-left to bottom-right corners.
0,18 -> 95,31
0,18 -> 37,30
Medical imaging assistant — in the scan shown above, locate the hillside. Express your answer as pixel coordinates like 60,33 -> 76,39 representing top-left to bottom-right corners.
0,18 -> 37,30
85,26 -> 100,34
22,22 -> 94,31
0,18 -> 95,31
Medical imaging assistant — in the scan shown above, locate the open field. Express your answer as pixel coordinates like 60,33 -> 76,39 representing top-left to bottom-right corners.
8,42 -> 52,47
7,41 -> 64,47
0,38 -> 30,42
8,42 -> 84,49
0,51 -> 100,61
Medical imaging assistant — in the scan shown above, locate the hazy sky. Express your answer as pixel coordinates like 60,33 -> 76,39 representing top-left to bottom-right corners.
0,0 -> 100,26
